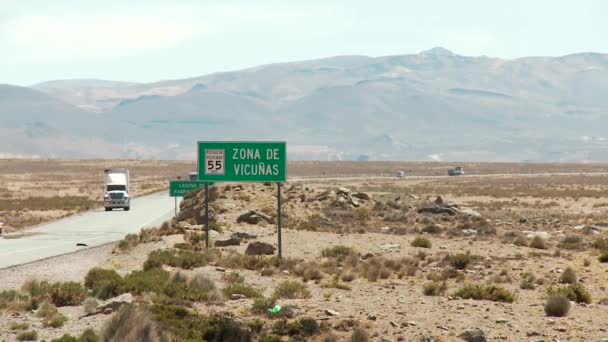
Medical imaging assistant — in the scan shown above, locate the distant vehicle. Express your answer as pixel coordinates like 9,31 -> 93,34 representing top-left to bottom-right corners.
104,168 -> 130,211
396,170 -> 406,178
189,172 -> 198,181
448,166 -> 464,176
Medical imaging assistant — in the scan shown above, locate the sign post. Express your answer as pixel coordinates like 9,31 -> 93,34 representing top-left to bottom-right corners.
198,141 -> 286,255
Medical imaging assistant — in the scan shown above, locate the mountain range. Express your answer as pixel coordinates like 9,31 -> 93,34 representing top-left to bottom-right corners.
2,47 -> 608,161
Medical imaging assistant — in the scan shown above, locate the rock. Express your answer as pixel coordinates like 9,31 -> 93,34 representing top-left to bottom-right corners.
215,267 -> 226,272
462,229 -> 478,236
325,309 -> 340,316
389,321 -> 398,327
231,232 -> 258,240
353,192 -> 371,200
418,206 -> 459,215
237,210 -> 274,225
459,208 -> 482,218
495,318 -> 508,323
458,328 -> 487,342
525,231 -> 551,240
214,238 -> 242,247
337,187 -> 351,195
103,308 -> 113,315
367,312 -> 378,320
380,243 -> 400,250
193,206 -> 216,225
98,293 -> 132,313
245,242 -> 276,255
230,294 -> 246,300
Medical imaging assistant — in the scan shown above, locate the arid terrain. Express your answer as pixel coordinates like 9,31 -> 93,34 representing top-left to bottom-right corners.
2,161 -> 608,341
0,159 -> 194,230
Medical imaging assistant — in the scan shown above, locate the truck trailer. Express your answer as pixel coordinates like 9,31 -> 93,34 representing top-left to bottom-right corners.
104,168 -> 130,211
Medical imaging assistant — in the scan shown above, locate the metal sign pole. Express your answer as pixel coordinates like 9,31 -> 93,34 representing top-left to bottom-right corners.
277,182 -> 282,258
174,197 -> 177,217
204,182 -> 210,249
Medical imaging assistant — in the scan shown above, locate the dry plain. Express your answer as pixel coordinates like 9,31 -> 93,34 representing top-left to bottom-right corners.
2,160 -> 608,341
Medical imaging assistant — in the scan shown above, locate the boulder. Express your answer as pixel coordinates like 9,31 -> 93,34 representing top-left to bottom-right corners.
214,238 -> 242,247
231,232 -> 258,240
245,242 -> 276,255
418,206 -> 459,215
324,309 -> 340,316
193,206 -> 216,225
524,231 -> 551,240
97,293 -> 133,313
459,208 -> 482,219
458,328 -> 487,342
237,210 -> 274,225
337,187 -> 351,196
353,192 -> 371,201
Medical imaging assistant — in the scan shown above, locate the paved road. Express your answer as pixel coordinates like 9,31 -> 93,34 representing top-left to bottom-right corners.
0,191 -> 175,269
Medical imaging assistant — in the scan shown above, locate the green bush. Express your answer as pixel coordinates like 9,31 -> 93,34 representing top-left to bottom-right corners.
453,284 -> 515,303
411,236 -> 432,248
258,334 -> 283,342
252,297 -> 276,314
223,283 -> 262,299
28,282 -> 87,307
599,251 -> 608,263
321,246 -> 358,260
10,322 -> 30,331
273,281 -> 312,299
84,268 -> 124,300
36,301 -> 58,318
43,313 -> 68,328
0,290 -> 30,311
17,330 -> 38,341
121,269 -> 171,295
447,252 -> 474,270
299,317 -> 320,336
547,284 -> 591,304
144,249 -> 213,270
51,329 -> 100,342
544,295 -> 571,317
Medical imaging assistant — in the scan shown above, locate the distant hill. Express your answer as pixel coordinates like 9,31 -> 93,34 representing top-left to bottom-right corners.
5,48 -> 608,161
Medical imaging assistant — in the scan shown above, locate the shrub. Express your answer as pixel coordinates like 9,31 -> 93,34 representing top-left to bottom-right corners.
341,271 -> 356,282
51,329 -> 99,342
252,297 -> 276,315
411,236 -> 431,248
121,269 -> 171,295
103,305 -> 169,342
520,273 -> 536,290
423,281 -> 447,296
349,328 -> 369,342
0,290 -> 30,312
36,301 -> 58,318
223,283 -> 262,299
559,235 -> 583,250
17,330 -> 38,341
447,252 -> 474,270
513,236 -> 528,247
50,282 -> 87,307
84,268 -> 124,300
453,284 -> 514,303
599,251 -> 608,263
592,238 -> 608,250
258,334 -> 283,342
321,246 -> 358,260
273,281 -> 312,299
547,284 -> 591,304
144,249 -> 212,270
83,297 -> 99,315
529,236 -> 548,250
11,322 -> 30,330
299,317 -> 320,336
422,225 -> 443,234
559,267 -> 577,284
544,295 -> 571,317
44,313 -> 68,328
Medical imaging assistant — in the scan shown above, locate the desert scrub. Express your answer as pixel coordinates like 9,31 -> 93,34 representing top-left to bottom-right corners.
27,281 -> 87,307
599,251 -> 608,263
83,297 -> 99,315
423,281 -> 447,296
529,236 -> 548,249
84,268 -> 124,300
544,295 -> 571,317
151,305 -> 251,342
251,297 -> 276,315
559,267 -> 577,284
0,290 -> 30,312
349,328 -> 370,342
143,249 -> 214,270
558,235 -> 583,250
223,283 -> 262,299
17,330 -> 38,341
44,313 -> 68,328
445,252 -> 476,270
421,225 -> 443,234
103,305 -> 169,342
547,284 -> 591,304
453,284 -> 515,303
273,281 -> 312,299
513,236 -> 529,247
321,245 -> 358,260
411,236 -> 432,248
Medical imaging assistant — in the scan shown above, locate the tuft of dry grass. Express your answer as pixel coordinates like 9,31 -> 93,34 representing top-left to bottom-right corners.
272,281 -> 312,299
102,305 -> 170,342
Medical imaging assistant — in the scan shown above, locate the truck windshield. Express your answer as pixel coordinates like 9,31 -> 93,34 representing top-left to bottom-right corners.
107,185 -> 126,191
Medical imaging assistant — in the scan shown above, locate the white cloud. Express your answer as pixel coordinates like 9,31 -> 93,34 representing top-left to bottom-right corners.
1,3 -> 341,64
428,153 -> 442,161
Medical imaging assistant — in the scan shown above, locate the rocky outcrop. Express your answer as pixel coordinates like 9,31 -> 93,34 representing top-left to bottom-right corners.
245,242 -> 276,255
237,210 -> 274,225
214,238 -> 242,247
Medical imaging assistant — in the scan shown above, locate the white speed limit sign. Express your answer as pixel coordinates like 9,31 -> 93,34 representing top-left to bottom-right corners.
205,149 -> 225,175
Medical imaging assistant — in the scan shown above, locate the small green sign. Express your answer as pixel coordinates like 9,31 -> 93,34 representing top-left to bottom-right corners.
169,180 -> 209,197
197,141 -> 286,182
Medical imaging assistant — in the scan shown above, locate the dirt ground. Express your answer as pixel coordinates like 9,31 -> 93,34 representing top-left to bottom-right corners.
2,162 -> 608,341
0,159 -> 195,229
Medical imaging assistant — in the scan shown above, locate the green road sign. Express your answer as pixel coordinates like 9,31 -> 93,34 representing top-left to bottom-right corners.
197,141 -> 286,182
170,180 -> 210,197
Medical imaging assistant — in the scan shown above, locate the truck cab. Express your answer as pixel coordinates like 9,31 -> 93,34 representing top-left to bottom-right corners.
104,168 -> 130,211
448,166 -> 464,176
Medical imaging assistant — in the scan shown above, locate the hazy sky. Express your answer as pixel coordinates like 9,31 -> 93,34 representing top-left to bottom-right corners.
2,0 -> 606,85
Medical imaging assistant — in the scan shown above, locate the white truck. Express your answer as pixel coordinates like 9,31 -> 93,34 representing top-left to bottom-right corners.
104,168 -> 130,211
